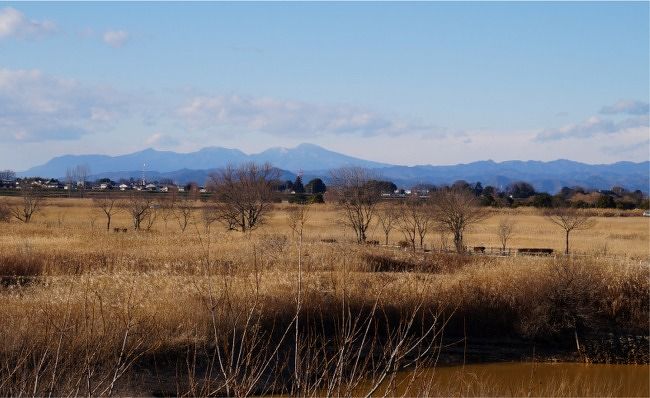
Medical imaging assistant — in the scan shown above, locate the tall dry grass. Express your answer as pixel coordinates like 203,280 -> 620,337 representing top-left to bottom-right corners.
0,198 -> 648,395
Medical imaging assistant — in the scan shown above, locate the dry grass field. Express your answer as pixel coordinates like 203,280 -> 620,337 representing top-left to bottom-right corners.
0,197 -> 648,396
3,198 -> 646,256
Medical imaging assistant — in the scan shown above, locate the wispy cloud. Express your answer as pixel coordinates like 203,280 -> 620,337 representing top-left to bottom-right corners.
601,139 -> 650,156
535,115 -> 648,142
103,30 -> 129,48
145,132 -> 179,148
600,99 -> 649,116
0,68 -> 129,142
177,94 -> 443,138
0,7 -> 56,40
535,99 -> 650,142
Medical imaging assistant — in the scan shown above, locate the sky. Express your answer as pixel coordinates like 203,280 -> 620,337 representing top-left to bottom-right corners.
0,2 -> 649,170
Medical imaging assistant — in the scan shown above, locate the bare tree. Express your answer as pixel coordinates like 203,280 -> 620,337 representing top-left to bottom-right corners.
414,200 -> 432,249
0,169 -> 16,181
65,164 -> 90,196
208,162 -> 280,233
143,206 -> 158,231
544,207 -> 595,255
329,167 -> 382,243
65,168 -> 74,196
122,193 -> 155,231
93,194 -> 120,231
157,191 -> 177,231
10,184 -> 45,223
174,193 -> 196,232
430,188 -> 488,253
496,217 -> 516,252
376,203 -> 400,245
396,202 -> 415,251
395,196 -> 432,251
76,164 -> 90,191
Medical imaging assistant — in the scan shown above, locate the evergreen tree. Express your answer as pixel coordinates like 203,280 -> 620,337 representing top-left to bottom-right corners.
293,175 -> 305,193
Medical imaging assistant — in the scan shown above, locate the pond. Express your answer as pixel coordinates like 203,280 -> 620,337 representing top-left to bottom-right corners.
356,362 -> 649,397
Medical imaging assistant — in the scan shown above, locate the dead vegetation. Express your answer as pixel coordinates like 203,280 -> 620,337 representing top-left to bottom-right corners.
0,197 -> 647,396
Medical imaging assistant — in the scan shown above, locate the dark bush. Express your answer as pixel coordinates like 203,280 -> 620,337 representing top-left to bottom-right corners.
615,201 -> 636,210
363,252 -> 471,273
532,193 -> 554,208
571,200 -> 590,209
288,193 -> 308,204
310,193 -> 325,203
596,194 -> 616,208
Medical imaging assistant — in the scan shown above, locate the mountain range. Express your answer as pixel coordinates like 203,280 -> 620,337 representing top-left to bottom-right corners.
19,143 -> 650,193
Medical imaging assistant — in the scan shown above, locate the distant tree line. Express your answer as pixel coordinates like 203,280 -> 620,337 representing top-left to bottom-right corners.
403,180 -> 648,210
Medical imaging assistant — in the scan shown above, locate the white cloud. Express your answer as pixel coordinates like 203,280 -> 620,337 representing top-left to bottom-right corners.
103,30 -> 129,48
600,99 -> 649,116
0,68 -> 129,142
601,139 -> 650,156
0,7 -> 56,39
535,113 -> 649,142
145,132 -> 179,148
177,94 -> 443,138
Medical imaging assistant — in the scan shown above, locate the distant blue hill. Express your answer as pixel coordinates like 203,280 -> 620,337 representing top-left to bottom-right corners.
20,143 -> 388,179
18,143 -> 650,193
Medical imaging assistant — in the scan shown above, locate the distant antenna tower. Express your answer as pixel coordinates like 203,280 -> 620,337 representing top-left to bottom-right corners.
142,163 -> 146,186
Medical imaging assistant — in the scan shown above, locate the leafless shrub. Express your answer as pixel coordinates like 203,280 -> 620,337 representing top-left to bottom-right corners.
286,204 -> 310,239
496,217 -> 516,251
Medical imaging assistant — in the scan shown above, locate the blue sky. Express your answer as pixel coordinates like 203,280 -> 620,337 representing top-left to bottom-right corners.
1,2 -> 648,170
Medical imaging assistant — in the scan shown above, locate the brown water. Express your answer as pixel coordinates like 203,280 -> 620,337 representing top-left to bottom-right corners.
357,362 -> 649,397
